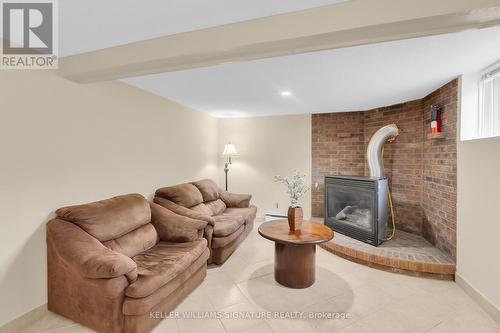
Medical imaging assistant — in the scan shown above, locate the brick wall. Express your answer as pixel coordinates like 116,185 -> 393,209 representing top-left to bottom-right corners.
311,112 -> 365,216
422,80 -> 458,259
311,79 -> 457,259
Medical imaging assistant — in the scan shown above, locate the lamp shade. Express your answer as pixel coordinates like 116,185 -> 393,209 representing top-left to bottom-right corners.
222,143 -> 238,156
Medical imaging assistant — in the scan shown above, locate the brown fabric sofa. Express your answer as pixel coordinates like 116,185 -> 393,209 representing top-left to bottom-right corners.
47,193 -> 210,333
154,179 -> 257,264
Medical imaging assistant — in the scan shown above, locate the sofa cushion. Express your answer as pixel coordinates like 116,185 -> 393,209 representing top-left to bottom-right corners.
103,223 -> 158,258
211,225 -> 245,248
220,191 -> 252,208
56,193 -> 151,242
222,206 -> 258,225
154,197 -> 215,226
150,203 -> 207,242
213,215 -> 245,237
126,238 -> 207,298
190,203 -> 212,216
155,184 -> 203,208
205,199 -> 226,216
192,179 -> 220,202
122,248 -> 209,315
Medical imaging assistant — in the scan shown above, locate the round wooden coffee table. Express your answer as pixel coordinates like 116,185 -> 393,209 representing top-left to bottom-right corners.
258,220 -> 333,289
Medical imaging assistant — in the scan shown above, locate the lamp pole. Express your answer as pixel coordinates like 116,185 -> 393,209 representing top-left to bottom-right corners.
224,155 -> 232,191
222,143 -> 237,191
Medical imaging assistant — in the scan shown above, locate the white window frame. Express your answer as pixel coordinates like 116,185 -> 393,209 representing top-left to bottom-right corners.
477,61 -> 500,139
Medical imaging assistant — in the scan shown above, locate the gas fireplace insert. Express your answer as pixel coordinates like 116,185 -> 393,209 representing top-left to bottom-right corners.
324,176 -> 388,246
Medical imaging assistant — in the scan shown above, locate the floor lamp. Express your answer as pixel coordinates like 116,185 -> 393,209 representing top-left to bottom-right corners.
222,143 -> 238,191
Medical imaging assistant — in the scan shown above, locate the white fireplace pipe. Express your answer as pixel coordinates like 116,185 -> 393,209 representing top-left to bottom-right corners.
367,124 -> 399,178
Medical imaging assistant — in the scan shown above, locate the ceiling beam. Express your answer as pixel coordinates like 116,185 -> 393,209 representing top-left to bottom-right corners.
59,0 -> 500,83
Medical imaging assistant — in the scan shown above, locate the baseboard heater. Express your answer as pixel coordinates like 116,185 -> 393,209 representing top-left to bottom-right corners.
265,213 -> 287,220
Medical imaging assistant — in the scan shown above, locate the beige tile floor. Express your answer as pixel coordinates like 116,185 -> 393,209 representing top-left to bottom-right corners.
18,219 -> 500,333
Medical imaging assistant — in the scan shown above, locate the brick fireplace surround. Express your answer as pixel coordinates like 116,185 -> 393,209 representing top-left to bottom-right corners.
312,79 -> 457,259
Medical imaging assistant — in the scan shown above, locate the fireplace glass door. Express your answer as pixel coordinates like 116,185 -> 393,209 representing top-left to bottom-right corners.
324,176 -> 387,246
326,185 -> 375,232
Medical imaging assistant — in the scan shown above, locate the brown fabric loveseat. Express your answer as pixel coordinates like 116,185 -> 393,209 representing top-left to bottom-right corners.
154,179 -> 257,264
47,193 -> 210,333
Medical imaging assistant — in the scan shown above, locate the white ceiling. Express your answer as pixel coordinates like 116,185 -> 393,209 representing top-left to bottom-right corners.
59,0 -> 346,56
123,26 -> 500,117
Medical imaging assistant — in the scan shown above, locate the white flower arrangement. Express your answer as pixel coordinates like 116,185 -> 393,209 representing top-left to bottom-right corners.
274,171 -> 310,208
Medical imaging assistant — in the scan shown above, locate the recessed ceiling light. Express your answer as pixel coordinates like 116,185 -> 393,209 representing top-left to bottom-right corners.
280,91 -> 292,97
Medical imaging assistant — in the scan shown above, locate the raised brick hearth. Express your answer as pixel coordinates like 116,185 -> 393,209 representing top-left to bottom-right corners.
312,79 -> 457,260
319,230 -> 455,280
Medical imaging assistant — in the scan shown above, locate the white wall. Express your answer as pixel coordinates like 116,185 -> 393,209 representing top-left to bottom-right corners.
457,75 -> 500,311
460,72 -> 481,141
217,115 -> 312,219
0,70 -> 218,326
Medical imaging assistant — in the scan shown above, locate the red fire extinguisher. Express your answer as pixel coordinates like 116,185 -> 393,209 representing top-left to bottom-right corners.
431,105 -> 441,134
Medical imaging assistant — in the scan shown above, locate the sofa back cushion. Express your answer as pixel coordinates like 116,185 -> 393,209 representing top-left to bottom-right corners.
220,191 -> 252,208
192,179 -> 220,202
190,203 -> 212,216
155,184 -> 203,208
56,193 -> 151,242
204,199 -> 226,216
103,223 -> 158,258
150,203 -> 206,243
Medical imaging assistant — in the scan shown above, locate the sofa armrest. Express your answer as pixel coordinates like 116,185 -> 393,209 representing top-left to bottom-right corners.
203,224 -> 213,247
47,219 -> 137,282
220,191 -> 252,208
154,196 -> 215,226
150,203 -> 208,242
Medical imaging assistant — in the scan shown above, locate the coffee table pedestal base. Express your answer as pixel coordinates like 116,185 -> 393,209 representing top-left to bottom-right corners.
274,243 -> 316,289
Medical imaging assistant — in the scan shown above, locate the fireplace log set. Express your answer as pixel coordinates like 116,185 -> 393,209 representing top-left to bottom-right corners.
335,206 -> 372,230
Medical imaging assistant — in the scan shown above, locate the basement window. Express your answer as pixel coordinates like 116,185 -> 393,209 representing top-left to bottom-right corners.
477,62 -> 500,139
